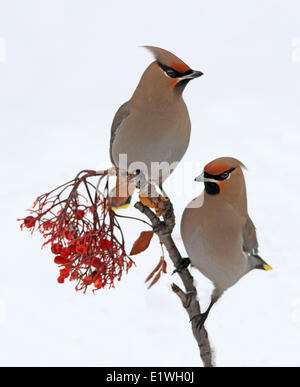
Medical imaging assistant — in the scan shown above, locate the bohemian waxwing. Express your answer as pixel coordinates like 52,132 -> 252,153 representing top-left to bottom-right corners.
180,157 -> 272,329
109,46 -> 203,209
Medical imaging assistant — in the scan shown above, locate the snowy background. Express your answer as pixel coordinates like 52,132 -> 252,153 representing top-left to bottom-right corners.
1,0 -> 300,366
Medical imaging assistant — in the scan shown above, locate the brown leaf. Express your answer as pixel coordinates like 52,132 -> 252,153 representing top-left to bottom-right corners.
147,271 -> 161,289
130,231 -> 154,256
145,257 -> 163,283
139,193 -> 169,217
161,258 -> 167,274
139,195 -> 159,211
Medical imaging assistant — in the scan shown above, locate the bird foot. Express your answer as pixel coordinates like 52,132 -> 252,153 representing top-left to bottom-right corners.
163,199 -> 173,218
191,300 -> 215,331
172,257 -> 191,275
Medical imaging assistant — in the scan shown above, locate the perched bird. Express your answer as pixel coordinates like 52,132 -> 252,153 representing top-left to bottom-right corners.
180,157 -> 272,328
109,46 -> 203,209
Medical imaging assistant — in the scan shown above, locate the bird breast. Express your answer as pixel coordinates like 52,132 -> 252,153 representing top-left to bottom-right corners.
112,101 -> 191,184
181,201 -> 248,292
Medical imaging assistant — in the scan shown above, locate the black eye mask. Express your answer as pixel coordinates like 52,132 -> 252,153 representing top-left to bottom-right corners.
157,62 -> 193,78
204,167 -> 236,181
204,167 -> 236,195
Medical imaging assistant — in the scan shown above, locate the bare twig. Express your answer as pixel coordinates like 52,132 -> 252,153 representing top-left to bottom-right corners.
134,201 -> 214,367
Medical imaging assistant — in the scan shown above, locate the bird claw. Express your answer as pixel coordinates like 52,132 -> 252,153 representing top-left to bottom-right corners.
195,315 -> 206,332
164,199 -> 173,218
172,257 -> 191,275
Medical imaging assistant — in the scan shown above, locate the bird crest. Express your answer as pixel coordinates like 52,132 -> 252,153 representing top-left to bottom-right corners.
204,157 -> 247,176
142,46 -> 191,73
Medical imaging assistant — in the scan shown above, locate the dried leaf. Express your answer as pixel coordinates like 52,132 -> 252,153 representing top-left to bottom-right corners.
130,231 -> 154,255
147,271 -> 161,289
139,195 -> 160,211
139,193 -> 169,217
161,258 -> 167,274
145,257 -> 163,283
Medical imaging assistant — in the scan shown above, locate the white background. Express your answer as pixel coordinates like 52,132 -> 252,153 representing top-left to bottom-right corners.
0,0 -> 300,366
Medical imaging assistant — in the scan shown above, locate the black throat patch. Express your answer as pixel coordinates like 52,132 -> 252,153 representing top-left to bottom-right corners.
203,167 -> 236,195
204,182 -> 220,195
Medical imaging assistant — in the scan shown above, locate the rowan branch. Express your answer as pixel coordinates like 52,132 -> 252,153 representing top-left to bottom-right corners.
134,201 -> 214,367
19,166 -> 214,365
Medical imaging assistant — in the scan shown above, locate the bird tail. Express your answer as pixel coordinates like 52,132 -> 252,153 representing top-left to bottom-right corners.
107,175 -> 135,211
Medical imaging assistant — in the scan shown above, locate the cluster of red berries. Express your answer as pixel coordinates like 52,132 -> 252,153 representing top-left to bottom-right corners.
18,179 -> 133,293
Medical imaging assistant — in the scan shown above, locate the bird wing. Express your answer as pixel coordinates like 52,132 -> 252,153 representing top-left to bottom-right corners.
242,216 -> 259,255
109,101 -> 131,165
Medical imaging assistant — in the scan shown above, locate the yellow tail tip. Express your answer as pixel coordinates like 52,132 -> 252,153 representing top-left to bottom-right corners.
106,203 -> 131,211
263,264 -> 273,271
106,195 -> 132,211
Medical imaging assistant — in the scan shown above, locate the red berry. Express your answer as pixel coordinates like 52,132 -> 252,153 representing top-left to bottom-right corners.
60,268 -> 70,278
61,247 -> 72,258
91,258 -> 101,268
24,216 -> 36,228
54,256 -> 69,265
94,279 -> 103,289
51,243 -> 62,255
76,245 -> 87,255
57,276 -> 65,284
82,276 -> 93,285
98,263 -> 106,274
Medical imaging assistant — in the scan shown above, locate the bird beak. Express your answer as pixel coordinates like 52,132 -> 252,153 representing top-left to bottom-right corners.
263,264 -> 273,271
194,173 -> 216,183
182,70 -> 204,80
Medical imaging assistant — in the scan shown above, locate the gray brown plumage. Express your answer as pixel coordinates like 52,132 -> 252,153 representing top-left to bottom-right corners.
180,157 -> 272,327
109,46 -> 203,209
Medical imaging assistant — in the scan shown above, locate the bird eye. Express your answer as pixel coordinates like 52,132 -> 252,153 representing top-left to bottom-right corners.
165,68 -> 177,78
220,172 -> 229,180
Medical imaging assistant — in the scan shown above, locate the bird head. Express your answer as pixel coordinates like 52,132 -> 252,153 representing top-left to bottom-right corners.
194,157 -> 246,196
142,46 -> 203,92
